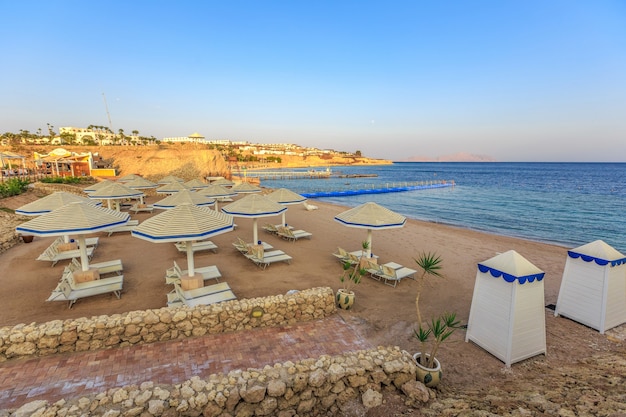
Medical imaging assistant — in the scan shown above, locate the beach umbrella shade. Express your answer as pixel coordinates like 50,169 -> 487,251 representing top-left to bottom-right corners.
157,175 -> 184,185
221,193 -> 286,244
15,191 -> 100,216
156,181 -> 190,195
334,202 -> 406,257
122,176 -> 158,190
184,178 -> 209,190
210,178 -> 235,188
16,202 -> 129,271
266,188 -> 307,227
83,179 -> 115,194
231,182 -> 262,194
87,181 -> 144,210
196,184 -> 237,211
117,173 -> 143,183
132,203 -> 234,276
152,189 -> 215,209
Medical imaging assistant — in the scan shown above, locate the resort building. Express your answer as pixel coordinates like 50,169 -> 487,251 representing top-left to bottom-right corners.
160,132 -> 207,143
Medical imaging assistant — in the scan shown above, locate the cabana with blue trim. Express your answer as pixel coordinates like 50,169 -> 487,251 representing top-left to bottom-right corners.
465,250 -> 547,367
554,240 -> 626,334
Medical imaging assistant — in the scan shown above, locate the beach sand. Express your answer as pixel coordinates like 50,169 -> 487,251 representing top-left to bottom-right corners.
1,190 -> 624,407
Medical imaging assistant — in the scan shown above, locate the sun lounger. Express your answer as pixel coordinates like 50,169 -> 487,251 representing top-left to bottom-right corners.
245,245 -> 292,270
371,263 -> 418,288
175,240 -> 219,254
232,237 -> 273,254
303,202 -> 318,211
47,272 -> 124,308
167,282 -> 236,308
165,260 -> 222,284
333,247 -> 351,262
129,203 -> 154,213
67,257 -> 123,277
105,220 -> 139,236
262,223 -> 279,234
37,244 -> 95,267
276,226 -> 312,242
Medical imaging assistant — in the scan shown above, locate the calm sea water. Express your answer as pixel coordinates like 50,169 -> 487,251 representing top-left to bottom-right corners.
259,162 -> 626,253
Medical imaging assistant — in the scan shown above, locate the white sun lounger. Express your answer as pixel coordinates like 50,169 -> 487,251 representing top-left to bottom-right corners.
276,226 -> 312,242
175,240 -> 219,254
129,203 -> 154,213
47,272 -> 124,308
106,220 -> 139,236
165,260 -> 222,284
167,282 -> 236,308
66,257 -> 123,277
37,244 -> 95,267
371,263 -> 418,288
244,245 -> 292,270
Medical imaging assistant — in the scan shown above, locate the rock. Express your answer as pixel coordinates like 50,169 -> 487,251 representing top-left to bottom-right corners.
362,389 -> 383,408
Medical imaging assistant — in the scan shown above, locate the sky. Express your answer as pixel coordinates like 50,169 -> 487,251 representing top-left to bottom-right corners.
1,1 -> 625,162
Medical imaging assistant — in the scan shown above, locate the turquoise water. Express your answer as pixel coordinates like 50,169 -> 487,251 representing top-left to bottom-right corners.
259,162 -> 626,253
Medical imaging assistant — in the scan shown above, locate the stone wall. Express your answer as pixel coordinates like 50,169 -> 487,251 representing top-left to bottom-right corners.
31,182 -> 86,196
0,287 -> 336,361
10,346 -> 429,416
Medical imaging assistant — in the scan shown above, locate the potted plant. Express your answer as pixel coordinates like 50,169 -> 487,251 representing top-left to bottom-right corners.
414,252 -> 444,326
336,241 -> 369,310
412,311 -> 461,388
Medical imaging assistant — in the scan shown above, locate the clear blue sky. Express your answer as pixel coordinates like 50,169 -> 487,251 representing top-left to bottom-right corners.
2,1 -> 625,162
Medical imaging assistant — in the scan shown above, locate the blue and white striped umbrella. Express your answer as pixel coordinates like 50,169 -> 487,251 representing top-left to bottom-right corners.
334,202 -> 406,257
222,194 -> 286,244
132,203 -> 234,276
15,191 -> 100,216
152,189 -> 215,209
16,202 -> 129,271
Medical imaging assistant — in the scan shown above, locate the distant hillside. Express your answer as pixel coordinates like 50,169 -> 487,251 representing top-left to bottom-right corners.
401,152 -> 496,162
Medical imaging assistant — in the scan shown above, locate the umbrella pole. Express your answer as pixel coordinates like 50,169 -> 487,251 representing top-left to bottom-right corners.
281,212 -> 286,227
77,236 -> 90,271
253,219 -> 258,244
366,229 -> 373,257
186,243 -> 195,276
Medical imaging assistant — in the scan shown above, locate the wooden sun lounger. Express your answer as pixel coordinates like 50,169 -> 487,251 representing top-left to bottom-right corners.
47,273 -> 124,308
167,282 -> 236,308
106,220 -> 139,236
175,240 -> 219,254
165,260 -> 221,284
232,238 -> 273,254
37,245 -> 95,267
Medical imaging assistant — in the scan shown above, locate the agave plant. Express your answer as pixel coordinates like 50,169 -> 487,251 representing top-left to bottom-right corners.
414,252 -> 444,326
413,311 -> 461,369
338,240 -> 370,293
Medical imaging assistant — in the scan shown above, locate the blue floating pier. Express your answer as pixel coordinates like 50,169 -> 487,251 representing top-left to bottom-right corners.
301,181 -> 454,198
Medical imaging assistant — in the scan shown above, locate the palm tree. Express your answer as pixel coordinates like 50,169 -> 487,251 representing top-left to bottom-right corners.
414,252 -> 444,326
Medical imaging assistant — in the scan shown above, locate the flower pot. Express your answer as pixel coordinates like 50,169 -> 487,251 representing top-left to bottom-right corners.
20,235 -> 34,243
413,353 -> 442,388
336,289 -> 355,310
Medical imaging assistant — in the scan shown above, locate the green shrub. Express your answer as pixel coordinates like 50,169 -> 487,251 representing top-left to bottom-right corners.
0,178 -> 30,198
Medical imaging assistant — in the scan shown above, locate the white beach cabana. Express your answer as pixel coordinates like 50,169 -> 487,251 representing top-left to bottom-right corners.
465,250 -> 547,367
554,240 -> 626,334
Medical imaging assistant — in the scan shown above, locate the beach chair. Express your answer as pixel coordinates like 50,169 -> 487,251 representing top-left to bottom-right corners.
106,220 -> 139,236
37,244 -> 95,267
245,245 -> 292,270
47,271 -> 124,308
372,263 -> 418,288
67,257 -> 123,277
129,203 -> 154,213
332,247 -> 351,262
262,223 -> 279,234
166,282 -> 236,307
175,240 -> 219,254
165,260 -> 221,284
303,202 -> 318,211
276,226 -> 312,242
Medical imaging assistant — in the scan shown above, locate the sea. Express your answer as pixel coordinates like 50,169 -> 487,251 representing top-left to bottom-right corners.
258,162 -> 626,253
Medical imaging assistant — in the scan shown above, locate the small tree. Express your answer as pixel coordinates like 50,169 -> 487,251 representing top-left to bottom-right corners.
413,311 -> 461,368
414,252 -> 444,325
338,241 -> 370,293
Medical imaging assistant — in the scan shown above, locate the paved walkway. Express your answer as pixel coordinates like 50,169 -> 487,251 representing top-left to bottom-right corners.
0,315 -> 373,410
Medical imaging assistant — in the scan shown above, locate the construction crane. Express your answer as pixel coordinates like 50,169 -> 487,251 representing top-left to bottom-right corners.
102,93 -> 113,131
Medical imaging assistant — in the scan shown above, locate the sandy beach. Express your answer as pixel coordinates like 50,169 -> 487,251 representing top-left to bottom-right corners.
1,188 -> 625,412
